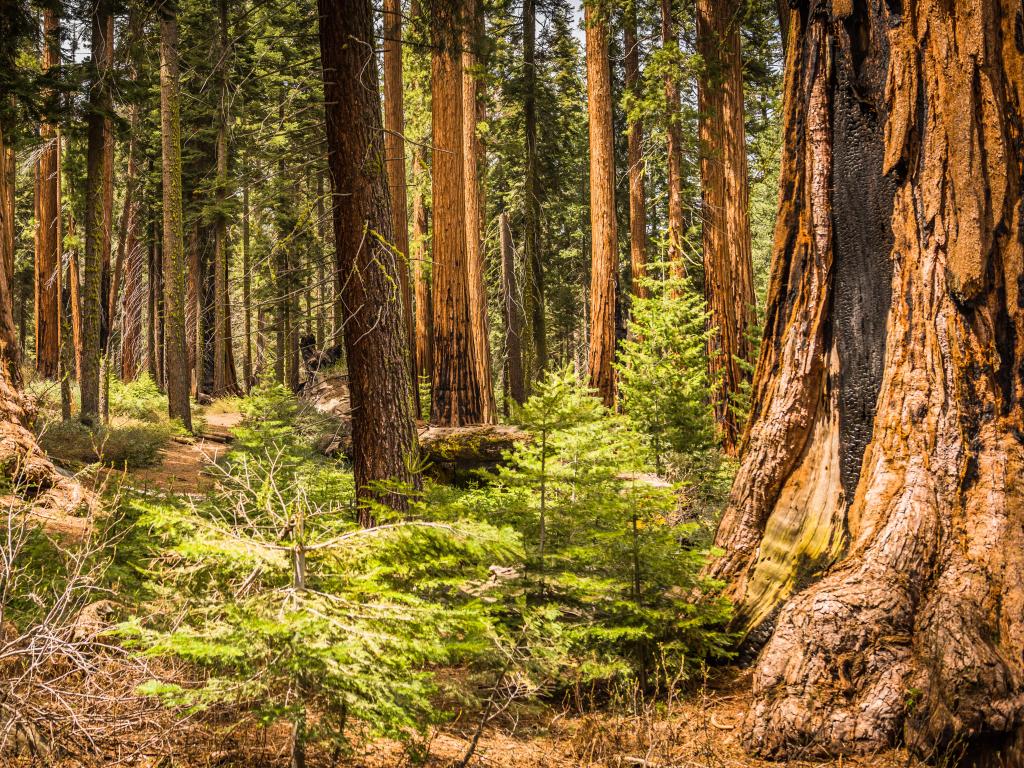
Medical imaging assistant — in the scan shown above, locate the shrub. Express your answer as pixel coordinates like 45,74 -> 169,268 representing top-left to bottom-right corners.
617,277 -> 719,470
38,420 -> 171,469
108,374 -> 168,423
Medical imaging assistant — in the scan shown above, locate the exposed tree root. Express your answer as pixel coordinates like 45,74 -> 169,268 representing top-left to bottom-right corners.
0,375 -> 94,530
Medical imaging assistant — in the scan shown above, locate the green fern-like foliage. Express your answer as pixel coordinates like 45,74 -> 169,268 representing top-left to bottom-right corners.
120,385 -> 520,757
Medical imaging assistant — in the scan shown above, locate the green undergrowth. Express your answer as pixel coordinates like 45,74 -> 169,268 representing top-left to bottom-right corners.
100,378 -> 732,759
617,274 -> 738,520
38,419 -> 173,469
28,372 -> 209,469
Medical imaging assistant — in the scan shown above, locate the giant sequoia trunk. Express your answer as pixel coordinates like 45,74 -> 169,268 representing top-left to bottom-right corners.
585,0 -> 618,408
429,0 -> 488,426
696,0 -> 757,454
319,0 -> 418,515
711,1 -> 1024,763
34,8 -> 60,380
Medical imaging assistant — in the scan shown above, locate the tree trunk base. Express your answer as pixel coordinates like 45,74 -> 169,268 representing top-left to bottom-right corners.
739,430 -> 1024,768
0,376 -> 94,529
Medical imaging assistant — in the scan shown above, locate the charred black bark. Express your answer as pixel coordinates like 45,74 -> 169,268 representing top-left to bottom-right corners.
830,0 -> 896,499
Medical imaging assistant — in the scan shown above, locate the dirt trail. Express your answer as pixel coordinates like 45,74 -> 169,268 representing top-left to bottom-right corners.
115,409 -> 243,496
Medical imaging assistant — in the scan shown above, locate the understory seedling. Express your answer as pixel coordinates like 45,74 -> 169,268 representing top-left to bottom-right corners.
122,385 -> 519,765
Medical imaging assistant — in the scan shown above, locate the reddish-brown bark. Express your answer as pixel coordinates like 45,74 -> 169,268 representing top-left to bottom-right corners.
34,8 -> 61,380
463,0 -> 496,423
711,2 -> 1024,763
697,0 -> 757,454
0,120 -> 20,381
585,1 -> 618,408
319,0 -> 418,515
411,144 -> 433,395
429,0 -> 487,426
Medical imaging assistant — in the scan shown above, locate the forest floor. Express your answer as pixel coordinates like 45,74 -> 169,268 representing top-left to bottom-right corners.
119,409 -> 242,496
33,397 -> 911,768
350,669 -> 913,768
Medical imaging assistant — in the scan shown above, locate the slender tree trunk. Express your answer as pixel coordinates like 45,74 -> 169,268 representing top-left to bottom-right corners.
186,230 -> 199,391
68,219 -> 82,379
34,8 -> 61,380
697,0 -> 756,454
60,272 -> 73,419
319,0 -> 419,516
212,0 -> 237,395
499,211 -> 524,406
287,255 -> 299,391
242,156 -> 253,390
411,143 -> 432,394
462,0 -> 496,422
256,306 -> 267,380
98,9 -> 115,424
382,0 -> 418,412
623,4 -> 647,299
55,126 -> 66,418
1,121 -> 14,308
662,0 -> 685,280
429,0 -> 487,426
119,127 -> 145,381
275,258 -> 285,386
148,222 -> 163,386
0,122 -> 12,297
711,2 -> 1024,764
315,173 -> 326,348
584,1 -> 618,408
523,0 -> 546,381
100,12 -> 114,357
0,119 -> 20,383
115,11 -> 145,384
158,5 -> 192,431
81,0 -> 113,423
